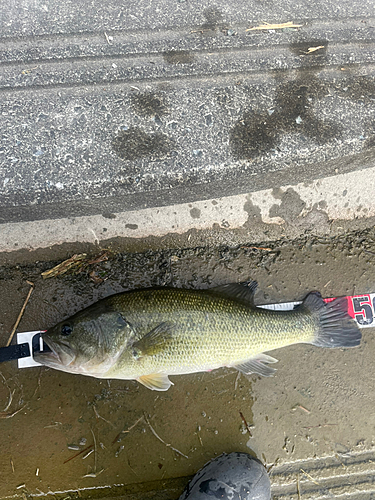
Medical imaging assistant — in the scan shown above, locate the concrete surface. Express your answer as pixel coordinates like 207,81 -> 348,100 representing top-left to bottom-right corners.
1,3 -> 375,229
2,165 -> 375,255
1,0 -> 375,499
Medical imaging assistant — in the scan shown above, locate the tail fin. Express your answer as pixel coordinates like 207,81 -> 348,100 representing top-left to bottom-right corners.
301,292 -> 362,348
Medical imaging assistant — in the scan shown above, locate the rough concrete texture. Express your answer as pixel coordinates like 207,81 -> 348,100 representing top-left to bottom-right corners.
1,9 -> 375,225
2,165 -> 375,255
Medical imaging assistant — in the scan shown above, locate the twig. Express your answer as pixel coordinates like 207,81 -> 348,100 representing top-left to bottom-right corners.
302,423 -> 337,429
6,281 -> 34,346
143,412 -> 188,459
3,389 -> 15,412
41,254 -> 86,278
239,410 -> 252,437
63,445 -> 93,464
90,427 -> 97,473
82,468 -> 104,478
241,245 -> 272,251
127,458 -> 139,477
93,406 -> 116,428
297,474 -> 301,500
292,404 -> 310,414
31,368 -> 43,399
234,371 -> 241,391
112,415 -> 144,444
246,21 -> 303,31
0,371 -> 14,412
0,404 -> 27,419
196,425 -> 203,447
266,457 -> 280,474
306,45 -> 325,54
300,469 -> 319,485
82,449 -> 94,459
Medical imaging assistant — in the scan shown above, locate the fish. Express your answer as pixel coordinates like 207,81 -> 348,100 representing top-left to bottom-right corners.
33,281 -> 361,391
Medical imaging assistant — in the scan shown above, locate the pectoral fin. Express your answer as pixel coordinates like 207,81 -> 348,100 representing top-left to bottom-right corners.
132,322 -> 174,356
234,353 -> 278,377
137,373 -> 173,391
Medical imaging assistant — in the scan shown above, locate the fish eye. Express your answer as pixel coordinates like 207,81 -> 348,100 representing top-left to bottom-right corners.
61,324 -> 73,336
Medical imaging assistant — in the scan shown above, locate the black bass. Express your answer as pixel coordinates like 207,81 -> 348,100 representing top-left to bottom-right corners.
34,282 -> 361,391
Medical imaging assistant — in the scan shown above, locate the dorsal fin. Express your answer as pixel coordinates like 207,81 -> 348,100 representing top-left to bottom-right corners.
209,281 -> 258,307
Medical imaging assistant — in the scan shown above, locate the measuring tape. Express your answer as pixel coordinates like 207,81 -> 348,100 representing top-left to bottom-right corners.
0,293 -> 373,369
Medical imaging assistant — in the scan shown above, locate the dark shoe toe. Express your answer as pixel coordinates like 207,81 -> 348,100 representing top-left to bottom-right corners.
179,452 -> 271,500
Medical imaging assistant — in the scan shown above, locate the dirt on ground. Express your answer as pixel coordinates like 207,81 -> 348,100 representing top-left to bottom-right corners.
0,229 -> 374,499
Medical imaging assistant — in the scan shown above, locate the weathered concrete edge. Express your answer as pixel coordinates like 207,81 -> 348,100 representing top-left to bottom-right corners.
1,165 -> 375,260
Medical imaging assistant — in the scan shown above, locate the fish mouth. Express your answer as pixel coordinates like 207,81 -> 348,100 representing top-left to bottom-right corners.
33,334 -> 76,367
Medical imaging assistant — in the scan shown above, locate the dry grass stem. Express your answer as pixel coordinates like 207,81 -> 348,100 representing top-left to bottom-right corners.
300,469 -> 319,485
306,46 -> 324,53
143,412 -> 188,459
0,372 -> 14,412
239,410 -> 252,437
82,449 -> 94,460
247,21 -> 303,31
93,406 -> 116,428
90,428 -> 98,473
0,404 -> 27,419
112,415 -> 144,444
63,445 -> 93,464
82,468 -> 104,478
297,474 -> 301,500
41,254 -> 87,278
6,281 -> 34,346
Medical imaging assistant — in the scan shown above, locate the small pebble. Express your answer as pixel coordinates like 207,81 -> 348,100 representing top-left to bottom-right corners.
67,444 -> 80,451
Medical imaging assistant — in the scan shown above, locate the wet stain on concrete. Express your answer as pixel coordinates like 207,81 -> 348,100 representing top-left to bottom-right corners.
163,50 -> 195,64
131,92 -> 168,117
318,200 -> 328,209
364,135 -> 375,149
125,223 -> 138,230
102,212 -> 117,219
230,69 -> 340,160
335,75 -> 375,103
112,127 -> 173,160
190,207 -> 201,219
271,187 -> 284,200
269,188 -> 306,223
201,6 -> 225,33
243,198 -> 263,226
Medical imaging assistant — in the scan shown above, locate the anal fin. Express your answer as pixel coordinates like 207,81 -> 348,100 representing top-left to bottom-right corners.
137,373 -> 173,391
234,353 -> 278,377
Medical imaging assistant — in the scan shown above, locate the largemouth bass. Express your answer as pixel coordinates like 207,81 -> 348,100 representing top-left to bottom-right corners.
34,282 -> 361,391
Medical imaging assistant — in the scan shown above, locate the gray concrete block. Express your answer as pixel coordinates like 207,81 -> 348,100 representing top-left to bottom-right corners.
1,9 -> 375,225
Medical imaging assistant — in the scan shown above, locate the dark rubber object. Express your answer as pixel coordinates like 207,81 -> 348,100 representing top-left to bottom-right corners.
179,452 -> 271,500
